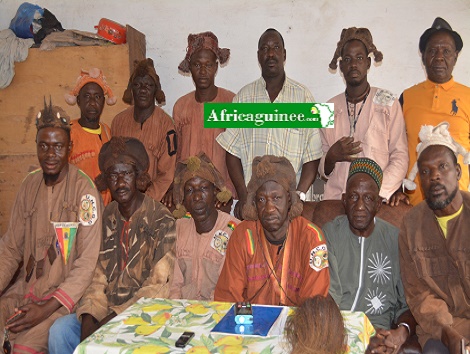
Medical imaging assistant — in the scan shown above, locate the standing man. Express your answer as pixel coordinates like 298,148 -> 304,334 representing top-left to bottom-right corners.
169,152 -> 239,301
321,27 -> 408,203
164,31 -> 235,208
400,17 -> 469,205
112,58 -> 177,203
65,68 -> 116,205
214,155 -> 329,306
400,123 -> 469,353
216,28 -> 322,218
324,158 -> 417,353
48,137 -> 176,354
0,100 -> 101,353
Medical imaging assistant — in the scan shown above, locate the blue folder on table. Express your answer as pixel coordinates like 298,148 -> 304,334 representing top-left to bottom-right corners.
211,305 -> 283,337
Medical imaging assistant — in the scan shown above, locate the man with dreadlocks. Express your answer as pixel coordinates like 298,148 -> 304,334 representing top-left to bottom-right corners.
214,155 -> 329,306
320,27 -> 408,204
0,100 -> 102,354
111,58 -> 177,203
163,32 -> 236,210
48,137 -> 176,354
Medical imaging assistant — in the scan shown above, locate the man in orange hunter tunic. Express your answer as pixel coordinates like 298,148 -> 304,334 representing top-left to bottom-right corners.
65,68 -> 116,205
214,155 -> 329,306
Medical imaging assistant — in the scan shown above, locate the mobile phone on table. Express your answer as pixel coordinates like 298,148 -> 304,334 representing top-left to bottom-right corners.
175,331 -> 195,348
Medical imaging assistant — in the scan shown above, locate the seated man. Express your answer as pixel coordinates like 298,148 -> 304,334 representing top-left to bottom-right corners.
400,122 -> 470,353
169,152 -> 239,300
65,68 -> 117,205
321,27 -> 408,203
48,137 -> 176,354
214,155 -> 329,306
323,158 -> 418,353
0,100 -> 102,354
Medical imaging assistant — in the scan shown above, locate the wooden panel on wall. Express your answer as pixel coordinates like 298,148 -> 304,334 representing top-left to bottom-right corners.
0,27 -> 145,235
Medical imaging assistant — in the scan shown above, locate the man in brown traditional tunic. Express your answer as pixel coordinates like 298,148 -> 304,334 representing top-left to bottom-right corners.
48,137 -> 176,354
0,100 -> 102,354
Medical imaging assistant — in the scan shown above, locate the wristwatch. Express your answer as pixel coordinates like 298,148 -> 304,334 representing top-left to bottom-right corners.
296,191 -> 306,202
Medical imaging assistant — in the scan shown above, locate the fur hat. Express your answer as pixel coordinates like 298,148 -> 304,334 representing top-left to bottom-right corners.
172,152 -> 231,219
178,31 -> 230,73
242,155 -> 303,221
329,27 -> 383,70
64,68 -> 117,106
122,58 -> 166,105
348,158 -> 383,190
404,122 -> 470,190
419,17 -> 463,53
95,137 -> 151,192
36,97 -> 71,132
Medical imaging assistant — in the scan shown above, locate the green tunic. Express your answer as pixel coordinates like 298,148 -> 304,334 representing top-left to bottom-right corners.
324,215 -> 408,329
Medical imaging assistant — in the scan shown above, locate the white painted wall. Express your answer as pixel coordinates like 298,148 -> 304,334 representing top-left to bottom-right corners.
1,0 -> 469,115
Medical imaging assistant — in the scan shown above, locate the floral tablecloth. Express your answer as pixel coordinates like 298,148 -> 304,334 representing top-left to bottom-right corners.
75,297 -> 375,354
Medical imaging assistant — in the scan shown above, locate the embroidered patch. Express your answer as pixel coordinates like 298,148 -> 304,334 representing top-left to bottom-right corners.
245,229 -> 255,256
79,194 -> 97,226
373,89 -> 396,107
309,244 -> 328,272
211,230 -> 230,255
227,221 -> 237,231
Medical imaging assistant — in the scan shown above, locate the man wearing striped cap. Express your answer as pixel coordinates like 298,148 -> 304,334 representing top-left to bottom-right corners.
323,157 -> 418,353
214,155 -> 329,306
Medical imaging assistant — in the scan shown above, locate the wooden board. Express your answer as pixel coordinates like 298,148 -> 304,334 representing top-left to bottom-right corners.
0,27 -> 145,235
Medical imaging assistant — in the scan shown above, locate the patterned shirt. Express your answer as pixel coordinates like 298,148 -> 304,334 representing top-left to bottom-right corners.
216,77 -> 322,188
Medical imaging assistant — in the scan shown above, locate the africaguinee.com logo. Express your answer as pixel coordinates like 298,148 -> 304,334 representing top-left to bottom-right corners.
204,103 -> 334,128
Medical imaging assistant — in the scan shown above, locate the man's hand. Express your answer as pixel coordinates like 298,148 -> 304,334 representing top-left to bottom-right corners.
442,325 -> 469,354
161,186 -> 174,209
324,137 -> 362,175
366,327 -> 408,354
6,299 -> 61,333
386,190 -> 410,207
234,198 -> 246,220
80,314 -> 100,342
216,198 -> 233,215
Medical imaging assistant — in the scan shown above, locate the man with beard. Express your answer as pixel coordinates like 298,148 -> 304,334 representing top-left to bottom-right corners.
169,152 -> 239,301
112,58 -> 177,203
214,155 -> 329,306
216,29 -> 322,218
163,32 -> 236,209
399,18 -> 469,206
0,100 -> 101,354
400,122 -> 470,353
48,137 -> 176,354
321,27 -> 408,204
324,158 -> 418,353
65,68 -> 117,205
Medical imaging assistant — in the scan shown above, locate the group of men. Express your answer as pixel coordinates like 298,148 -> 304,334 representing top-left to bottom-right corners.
0,15 -> 468,354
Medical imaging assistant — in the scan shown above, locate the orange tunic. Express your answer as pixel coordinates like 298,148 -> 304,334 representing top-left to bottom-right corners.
173,88 -> 236,197
111,106 -> 177,202
214,217 -> 330,306
69,119 -> 112,205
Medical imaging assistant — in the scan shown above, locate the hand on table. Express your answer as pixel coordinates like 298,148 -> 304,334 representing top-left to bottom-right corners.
366,327 -> 408,354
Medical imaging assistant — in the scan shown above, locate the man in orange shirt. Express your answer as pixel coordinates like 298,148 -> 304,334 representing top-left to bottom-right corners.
65,68 -> 116,205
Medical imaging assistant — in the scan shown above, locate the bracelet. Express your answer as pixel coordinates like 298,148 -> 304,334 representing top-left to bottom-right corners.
398,322 -> 411,336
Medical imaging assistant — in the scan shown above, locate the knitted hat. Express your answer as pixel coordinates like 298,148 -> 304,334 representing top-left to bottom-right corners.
95,136 -> 151,192
419,17 -> 463,53
172,152 -> 232,219
178,31 -> 230,73
36,97 -> 71,132
122,58 -> 166,105
348,158 -> 383,190
329,27 -> 383,70
404,122 -> 470,190
242,155 -> 303,221
65,68 -> 117,106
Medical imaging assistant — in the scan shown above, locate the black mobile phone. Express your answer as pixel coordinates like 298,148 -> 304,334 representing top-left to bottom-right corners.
175,331 -> 195,348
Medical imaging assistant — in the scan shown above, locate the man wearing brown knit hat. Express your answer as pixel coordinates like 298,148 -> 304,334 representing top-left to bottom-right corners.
0,99 -> 102,354
163,32 -> 236,209
112,58 -> 177,203
214,155 -> 329,306
320,27 -> 408,204
169,152 -> 239,301
48,136 -> 176,354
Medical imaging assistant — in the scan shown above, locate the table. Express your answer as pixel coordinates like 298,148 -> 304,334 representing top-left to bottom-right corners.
75,298 -> 375,354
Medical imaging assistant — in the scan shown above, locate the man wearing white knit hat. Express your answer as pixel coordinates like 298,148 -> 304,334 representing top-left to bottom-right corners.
399,122 -> 469,354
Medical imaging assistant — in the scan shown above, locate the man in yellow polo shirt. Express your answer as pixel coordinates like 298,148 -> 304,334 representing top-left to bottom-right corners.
399,17 -> 469,205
